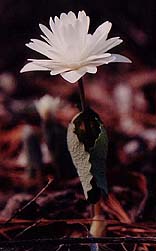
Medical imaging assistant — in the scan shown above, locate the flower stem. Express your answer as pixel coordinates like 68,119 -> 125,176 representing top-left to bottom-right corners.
78,78 -> 92,148
78,78 -> 86,112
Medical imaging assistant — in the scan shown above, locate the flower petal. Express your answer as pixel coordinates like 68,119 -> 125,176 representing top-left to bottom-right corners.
28,59 -> 67,69
39,24 -> 53,41
111,54 -> 132,63
86,66 -> 97,73
94,21 -> 112,40
61,68 -> 87,83
60,13 -> 67,21
67,11 -> 77,24
86,55 -> 116,66
84,53 -> 111,64
91,37 -> 123,56
78,10 -> 90,33
87,54 -> 131,66
26,39 -> 61,60
49,17 -> 55,32
102,37 -> 123,53
26,41 -> 53,59
54,16 -> 60,25
30,39 -> 52,50
50,67 -> 71,75
60,21 -> 85,60
84,21 -> 112,57
20,62 -> 50,73
40,34 -> 51,44
60,65 -> 97,83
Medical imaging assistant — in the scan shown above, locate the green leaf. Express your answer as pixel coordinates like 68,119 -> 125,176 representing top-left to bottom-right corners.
89,123 -> 108,197
67,108 -> 108,203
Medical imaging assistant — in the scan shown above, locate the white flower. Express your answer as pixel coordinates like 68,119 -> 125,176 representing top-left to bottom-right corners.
21,11 -> 131,83
35,95 -> 62,119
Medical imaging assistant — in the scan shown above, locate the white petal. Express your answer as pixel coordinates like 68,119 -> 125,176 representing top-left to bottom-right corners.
102,37 -> 123,53
78,10 -> 90,33
111,54 -> 132,63
85,21 -> 112,56
50,67 -> 71,75
39,24 -> 53,41
67,11 -> 76,24
49,20 -> 67,51
49,17 -> 55,32
85,54 -> 131,67
84,53 -> 111,63
86,55 -> 116,66
28,59 -> 66,68
62,23 -> 77,45
92,37 -> 123,56
54,16 -> 60,25
26,42 -> 53,59
20,62 -> 50,73
30,39 -> 52,50
28,59 -> 54,68
78,10 -> 86,19
94,21 -> 112,40
76,11 -> 90,50
61,21 -> 84,60
61,68 -> 87,83
86,66 -> 97,73
26,39 -> 60,60
60,13 -> 67,21
40,35 -> 51,44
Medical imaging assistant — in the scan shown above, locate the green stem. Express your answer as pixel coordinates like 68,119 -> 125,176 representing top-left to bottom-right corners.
78,78 -> 86,112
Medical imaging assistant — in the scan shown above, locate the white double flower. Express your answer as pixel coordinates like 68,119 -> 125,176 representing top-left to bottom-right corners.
21,11 -> 131,83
